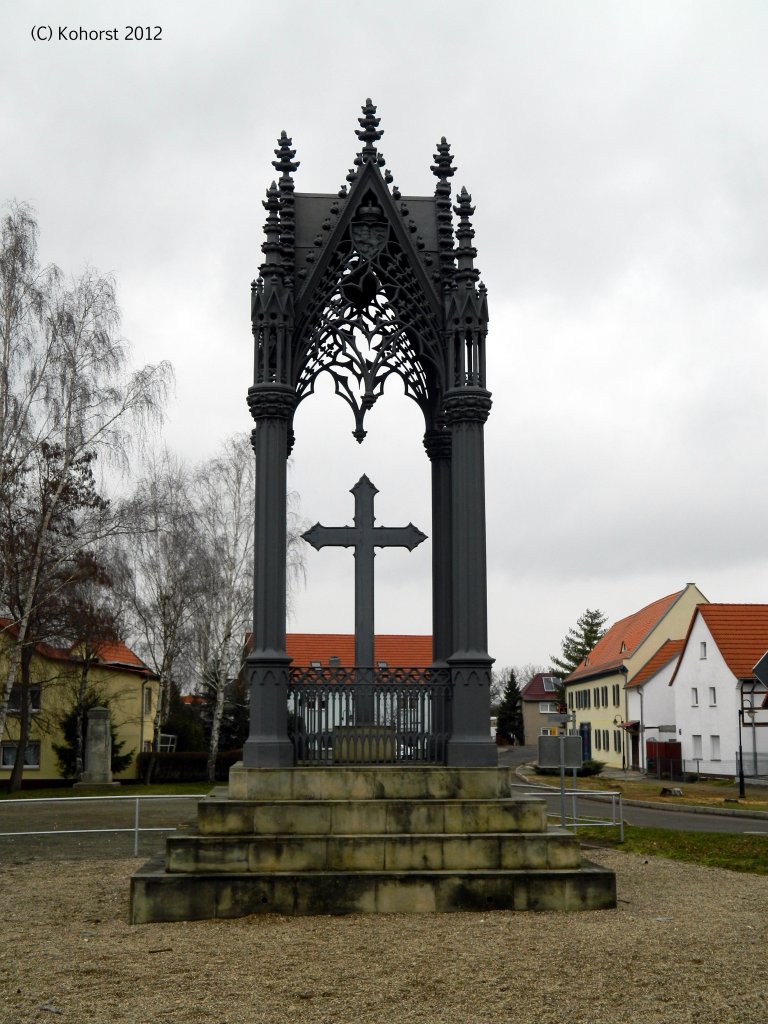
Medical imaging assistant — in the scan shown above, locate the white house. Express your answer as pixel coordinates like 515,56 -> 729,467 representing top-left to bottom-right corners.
669,604 -> 768,777
625,639 -> 684,770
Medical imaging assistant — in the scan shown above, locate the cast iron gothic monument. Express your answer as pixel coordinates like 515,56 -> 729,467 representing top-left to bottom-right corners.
130,102 -> 618,921
244,100 -> 495,768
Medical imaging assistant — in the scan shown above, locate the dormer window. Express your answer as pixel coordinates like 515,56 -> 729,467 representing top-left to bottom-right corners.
584,657 -> 590,666
620,642 -> 627,653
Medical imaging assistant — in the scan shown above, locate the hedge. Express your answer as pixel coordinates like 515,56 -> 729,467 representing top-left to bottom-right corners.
137,749 -> 243,783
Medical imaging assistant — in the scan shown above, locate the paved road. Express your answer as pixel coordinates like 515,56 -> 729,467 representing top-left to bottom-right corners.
0,794 -> 201,861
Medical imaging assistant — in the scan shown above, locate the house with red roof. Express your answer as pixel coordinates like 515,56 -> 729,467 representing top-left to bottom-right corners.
1,620 -> 159,785
520,672 -> 563,745
669,605 -> 768,777
564,584 -> 708,768
624,640 -> 685,770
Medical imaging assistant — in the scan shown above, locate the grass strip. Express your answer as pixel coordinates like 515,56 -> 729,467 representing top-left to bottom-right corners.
0,782 -> 215,799
581,824 -> 768,874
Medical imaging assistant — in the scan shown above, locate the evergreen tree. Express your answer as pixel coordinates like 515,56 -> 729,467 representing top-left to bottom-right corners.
496,668 -> 525,744
550,608 -> 608,678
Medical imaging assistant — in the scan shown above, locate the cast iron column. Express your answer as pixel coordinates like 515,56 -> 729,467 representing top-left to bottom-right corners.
243,384 -> 296,767
444,389 -> 496,766
424,427 -> 453,666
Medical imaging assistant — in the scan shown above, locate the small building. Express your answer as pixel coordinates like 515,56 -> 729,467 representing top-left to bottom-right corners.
669,604 -> 768,777
1,621 -> 158,785
625,640 -> 684,771
520,673 -> 563,744
564,583 -> 708,768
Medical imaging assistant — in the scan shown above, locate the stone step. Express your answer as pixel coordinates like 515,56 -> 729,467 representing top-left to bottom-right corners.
228,764 -> 509,801
131,858 -> 616,923
166,829 -> 582,874
197,796 -> 548,837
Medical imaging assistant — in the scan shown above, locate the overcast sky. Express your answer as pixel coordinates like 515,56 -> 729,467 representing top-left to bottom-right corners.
3,1 -> 767,669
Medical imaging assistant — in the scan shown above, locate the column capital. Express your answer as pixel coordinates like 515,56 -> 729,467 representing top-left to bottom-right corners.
423,427 -> 452,462
247,384 -> 297,422
443,388 -> 492,426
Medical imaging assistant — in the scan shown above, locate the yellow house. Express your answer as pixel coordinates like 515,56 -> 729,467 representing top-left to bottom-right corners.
564,584 -> 708,769
1,621 -> 159,785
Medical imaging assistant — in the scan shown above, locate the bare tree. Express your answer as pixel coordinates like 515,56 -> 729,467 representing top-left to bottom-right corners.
190,435 -> 255,783
0,248 -> 173,750
117,449 -> 200,773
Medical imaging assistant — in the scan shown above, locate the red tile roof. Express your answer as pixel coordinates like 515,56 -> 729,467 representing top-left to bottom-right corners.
566,589 -> 685,683
695,605 -> 768,680
0,618 -> 155,676
286,634 -> 432,668
243,633 -> 432,667
626,639 -> 684,689
521,672 -> 562,701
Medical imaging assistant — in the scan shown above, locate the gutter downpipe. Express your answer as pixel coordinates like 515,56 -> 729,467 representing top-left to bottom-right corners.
639,685 -> 645,772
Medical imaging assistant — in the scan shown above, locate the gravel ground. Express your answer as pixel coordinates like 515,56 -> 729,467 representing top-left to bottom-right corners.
1,848 -> 767,1024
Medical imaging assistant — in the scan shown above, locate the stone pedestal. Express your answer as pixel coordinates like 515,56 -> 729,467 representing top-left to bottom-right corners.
130,764 -> 616,923
74,706 -> 118,788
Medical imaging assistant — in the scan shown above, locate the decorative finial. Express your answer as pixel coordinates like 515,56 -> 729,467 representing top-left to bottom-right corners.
260,181 -> 282,280
431,137 -> 455,181
272,132 -> 299,286
433,137 -> 457,288
454,186 -> 480,285
272,131 -> 300,180
354,98 -> 385,167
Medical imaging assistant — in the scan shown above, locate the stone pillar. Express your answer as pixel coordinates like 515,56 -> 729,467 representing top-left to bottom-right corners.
81,706 -> 113,785
243,384 -> 296,767
444,389 -> 496,767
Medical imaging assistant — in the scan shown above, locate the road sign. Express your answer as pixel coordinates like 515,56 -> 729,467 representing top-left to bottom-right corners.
753,650 -> 768,688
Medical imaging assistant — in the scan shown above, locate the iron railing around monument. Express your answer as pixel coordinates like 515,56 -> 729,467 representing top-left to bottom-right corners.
287,666 -> 451,765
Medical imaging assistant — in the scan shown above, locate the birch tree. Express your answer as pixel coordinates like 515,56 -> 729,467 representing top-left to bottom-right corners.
118,449 -> 200,772
191,435 -> 254,783
0,225 -> 173,749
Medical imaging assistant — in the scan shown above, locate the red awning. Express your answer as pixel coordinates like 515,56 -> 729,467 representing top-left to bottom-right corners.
618,720 -> 640,729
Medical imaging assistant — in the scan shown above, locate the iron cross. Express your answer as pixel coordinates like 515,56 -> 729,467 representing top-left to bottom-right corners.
302,475 -> 427,668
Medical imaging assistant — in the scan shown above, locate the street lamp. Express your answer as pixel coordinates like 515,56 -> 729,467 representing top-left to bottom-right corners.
738,687 -> 757,799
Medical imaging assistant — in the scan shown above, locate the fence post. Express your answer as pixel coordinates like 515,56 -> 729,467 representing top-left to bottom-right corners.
133,797 -> 140,857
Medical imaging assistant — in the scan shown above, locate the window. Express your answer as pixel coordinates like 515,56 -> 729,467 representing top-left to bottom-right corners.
601,686 -> 608,707
593,687 -> 600,708
603,729 -> 609,751
710,735 -> 720,761
568,692 -> 573,710
613,730 -> 622,753
8,686 -> 41,713
594,730 -> 602,750
612,684 -> 620,707
542,676 -> 558,692
700,642 -> 707,659
709,687 -> 717,707
691,687 -> 699,706
143,687 -> 152,714
1,742 -> 40,768
692,734 -> 702,760
539,702 -> 557,714
585,690 -> 591,709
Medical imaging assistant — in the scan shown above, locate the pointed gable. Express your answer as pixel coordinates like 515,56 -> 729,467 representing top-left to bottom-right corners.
697,605 -> 768,679
627,639 -> 684,689
567,589 -> 686,683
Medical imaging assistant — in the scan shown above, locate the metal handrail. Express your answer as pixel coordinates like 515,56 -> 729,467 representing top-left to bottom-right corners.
519,783 -> 625,841
0,793 -> 206,856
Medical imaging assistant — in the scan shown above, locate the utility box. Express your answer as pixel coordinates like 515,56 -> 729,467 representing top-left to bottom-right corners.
646,739 -> 682,778
538,734 -> 583,769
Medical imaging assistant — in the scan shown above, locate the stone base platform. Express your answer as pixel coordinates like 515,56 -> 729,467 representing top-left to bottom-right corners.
130,765 -> 616,923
